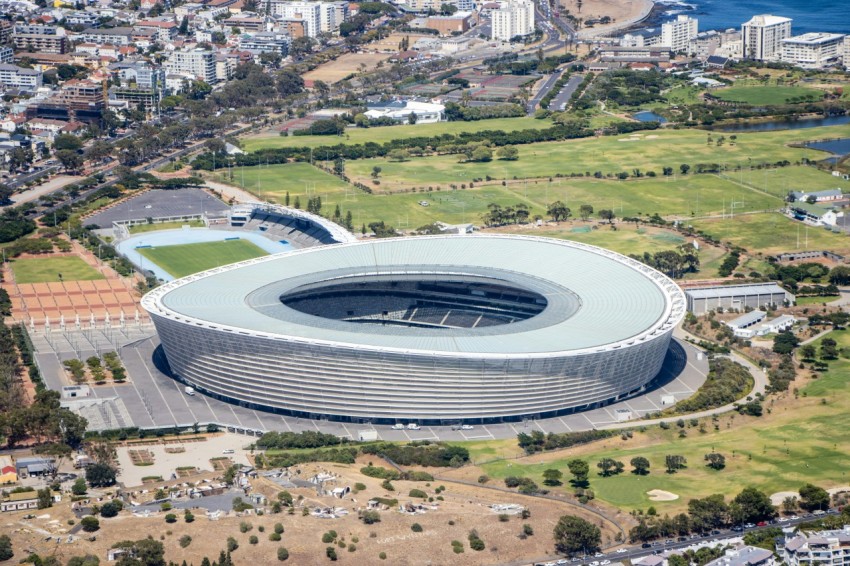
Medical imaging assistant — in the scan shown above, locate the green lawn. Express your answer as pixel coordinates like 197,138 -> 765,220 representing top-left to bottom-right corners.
795,295 -> 839,306
128,220 -> 206,234
12,256 -> 105,284
343,124 -> 850,188
714,85 -> 823,105
211,162 -> 351,202
721,166 -> 850,198
691,212 -> 850,255
241,117 -> 553,151
137,240 -> 268,278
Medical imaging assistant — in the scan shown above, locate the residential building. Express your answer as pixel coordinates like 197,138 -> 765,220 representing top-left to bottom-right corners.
779,527 -> 850,566
0,20 -> 11,44
0,64 -> 43,91
491,0 -> 535,41
599,46 -> 672,63
0,47 -> 13,64
81,27 -> 134,46
134,19 -> 179,41
1,491 -> 39,512
164,49 -> 217,83
706,545 -> 775,566
13,32 -> 68,54
277,19 -> 307,39
239,32 -> 291,55
843,36 -> 850,68
224,15 -> 268,32
364,99 -> 445,123
112,62 -> 165,91
65,11 -> 100,27
319,2 -> 348,33
685,283 -> 794,314
741,14 -> 792,61
660,15 -> 698,52
620,34 -> 646,47
781,33 -> 845,69
267,1 -> 321,36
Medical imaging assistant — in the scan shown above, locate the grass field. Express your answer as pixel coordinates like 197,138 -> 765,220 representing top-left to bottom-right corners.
461,329 -> 850,513
691,213 -> 850,255
720,165 -> 850,198
128,220 -> 206,234
137,240 -> 267,278
211,162 -> 351,201
714,85 -> 823,106
12,256 -> 105,284
343,124 -> 850,188
240,117 -> 554,151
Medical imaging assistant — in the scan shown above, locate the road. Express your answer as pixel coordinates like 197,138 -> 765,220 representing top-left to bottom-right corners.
547,73 -> 585,112
527,68 -> 566,113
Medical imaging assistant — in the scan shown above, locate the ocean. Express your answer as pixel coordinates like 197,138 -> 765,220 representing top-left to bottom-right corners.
650,0 -> 849,35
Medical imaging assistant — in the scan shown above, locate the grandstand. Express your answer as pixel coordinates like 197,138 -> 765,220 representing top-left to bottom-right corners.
227,203 -> 354,248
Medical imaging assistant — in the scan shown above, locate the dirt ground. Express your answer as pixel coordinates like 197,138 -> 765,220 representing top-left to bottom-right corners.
6,456 -> 621,565
560,0 -> 654,37
365,32 -> 434,53
303,52 -> 391,83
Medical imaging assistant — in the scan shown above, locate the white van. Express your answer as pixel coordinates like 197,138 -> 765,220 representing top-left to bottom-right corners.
407,423 -> 420,430
184,386 -> 195,396
391,423 -> 404,430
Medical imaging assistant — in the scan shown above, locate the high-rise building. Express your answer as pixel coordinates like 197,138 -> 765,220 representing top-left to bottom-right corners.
491,0 -> 535,42
781,33 -> 845,69
267,1 -> 321,36
842,36 -> 850,68
741,14 -> 792,61
164,49 -> 217,84
661,15 -> 698,52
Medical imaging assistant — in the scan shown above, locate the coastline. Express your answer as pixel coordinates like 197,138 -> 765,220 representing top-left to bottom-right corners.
576,0 -> 655,39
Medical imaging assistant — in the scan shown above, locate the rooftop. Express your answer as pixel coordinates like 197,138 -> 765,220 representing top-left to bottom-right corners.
726,310 -> 766,328
686,282 -> 791,300
782,33 -> 846,45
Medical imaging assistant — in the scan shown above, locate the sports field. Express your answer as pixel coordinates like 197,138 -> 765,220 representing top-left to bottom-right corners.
11,256 -> 105,284
691,212 -> 850,255
721,166 -> 850,198
343,124 -> 850,188
714,85 -> 823,105
211,162 -> 350,202
136,240 -> 267,278
241,117 -> 553,151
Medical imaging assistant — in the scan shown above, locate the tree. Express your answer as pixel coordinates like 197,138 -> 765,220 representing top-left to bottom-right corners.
407,112 -> 418,125
820,337 -> 839,360
773,331 -> 800,355
547,201 -> 570,222
277,547 -> 289,561
470,146 -> 493,162
361,510 -> 381,524
496,146 -> 519,161
388,149 -> 409,162
704,453 -> 726,470
598,209 -> 615,224
101,500 -> 122,518
276,69 -> 305,97
782,496 -> 798,515
829,266 -> 850,285
688,494 -> 728,531
56,149 -> 84,172
371,166 -> 382,179
597,458 -> 624,477
733,487 -> 776,523
72,477 -> 87,495
799,483 -> 830,511
86,463 -> 117,487
553,515 -> 601,556
0,183 -> 12,205
665,455 -> 687,474
567,459 -> 590,487
799,344 -> 816,360
579,204 -> 594,221
290,36 -> 316,58
631,456 -> 650,475
37,487 -> 53,509
80,516 -> 100,532
0,534 -> 12,561
179,15 -> 189,34
542,469 -> 563,486
54,134 -> 83,152
680,164 -> 691,175
67,555 -> 100,566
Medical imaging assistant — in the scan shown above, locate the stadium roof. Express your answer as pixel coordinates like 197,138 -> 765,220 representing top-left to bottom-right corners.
143,235 -> 685,357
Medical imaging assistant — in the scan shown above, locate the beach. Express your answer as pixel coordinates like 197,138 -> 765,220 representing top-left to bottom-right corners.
560,0 -> 655,38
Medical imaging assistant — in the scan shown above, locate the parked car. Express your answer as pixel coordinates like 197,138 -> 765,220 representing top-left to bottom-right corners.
407,423 -> 421,430
461,424 -> 474,430
391,423 -> 404,430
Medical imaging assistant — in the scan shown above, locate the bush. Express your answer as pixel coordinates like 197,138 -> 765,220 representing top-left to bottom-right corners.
277,547 -> 289,561
411,523 -> 423,532
269,532 -> 282,542
249,535 -> 258,545
522,524 -> 534,536
381,479 -> 395,491
227,537 -> 238,552
354,482 -> 367,492
240,521 -> 252,533
326,546 -> 338,561
164,514 -> 177,523
274,522 -> 284,534
348,544 -> 356,552
468,530 -> 486,551
499,514 -> 510,522
379,551 -> 387,559
100,501 -> 121,518
361,510 -> 381,524
322,532 -> 335,543
451,540 -> 464,554
409,489 -> 427,499
80,516 -> 100,532
179,535 -> 192,548
184,510 -> 194,523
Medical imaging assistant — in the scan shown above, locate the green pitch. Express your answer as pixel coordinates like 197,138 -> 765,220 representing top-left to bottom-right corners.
12,256 -> 105,284
137,239 -> 268,278
714,85 -> 822,105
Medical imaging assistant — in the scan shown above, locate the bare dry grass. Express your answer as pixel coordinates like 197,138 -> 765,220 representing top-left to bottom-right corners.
303,52 -> 391,83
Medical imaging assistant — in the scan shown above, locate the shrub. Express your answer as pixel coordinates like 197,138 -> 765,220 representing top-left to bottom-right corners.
80,516 -> 100,532
381,479 -> 395,491
522,524 -> 534,536
379,551 -> 387,559
179,535 -> 192,548
274,523 -> 284,534
326,546 -> 338,561
354,482 -> 367,492
409,489 -> 427,499
227,537 -> 238,552
451,540 -> 464,554
498,514 -> 510,522
348,544 -> 356,552
468,530 -> 485,551
277,547 -> 289,561
478,475 -> 489,483
240,521 -> 252,533
164,514 -> 177,523
184,510 -> 194,523
322,532 -> 335,543
100,501 -> 121,518
249,535 -> 258,545
258,525 -> 265,533
361,510 -> 381,524
411,523 -> 423,532
269,532 -> 282,542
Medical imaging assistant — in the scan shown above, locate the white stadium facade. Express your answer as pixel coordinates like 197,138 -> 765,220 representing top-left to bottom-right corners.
142,235 -> 686,424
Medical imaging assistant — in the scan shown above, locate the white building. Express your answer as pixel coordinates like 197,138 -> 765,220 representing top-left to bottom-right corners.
779,527 -> 850,566
725,310 -> 766,338
491,0 -> 535,42
741,14 -> 792,61
319,2 -> 348,34
843,36 -> 850,68
706,545 -> 775,566
164,49 -> 217,84
239,32 -> 291,55
0,63 -> 43,91
661,15 -> 698,52
364,99 -> 445,123
268,1 -> 321,36
781,33 -> 845,69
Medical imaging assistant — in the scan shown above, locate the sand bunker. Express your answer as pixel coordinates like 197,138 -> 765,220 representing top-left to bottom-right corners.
770,491 -> 799,506
647,489 -> 679,501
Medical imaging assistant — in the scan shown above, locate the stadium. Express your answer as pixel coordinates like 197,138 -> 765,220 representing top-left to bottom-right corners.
142,235 -> 686,424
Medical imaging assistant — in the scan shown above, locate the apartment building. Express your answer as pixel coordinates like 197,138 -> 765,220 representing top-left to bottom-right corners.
779,527 -> 850,566
81,27 -> 134,46
661,15 -> 698,52
239,32 -> 291,54
491,0 -> 535,42
165,49 -> 218,83
844,36 -> 850,68
267,1 -> 321,36
781,32 -> 846,69
0,64 -> 43,91
0,47 -> 13,64
13,26 -> 68,54
741,14 -> 792,61
319,1 -> 348,34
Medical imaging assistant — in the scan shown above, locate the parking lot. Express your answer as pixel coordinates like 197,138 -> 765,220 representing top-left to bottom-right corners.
33,326 -> 707,442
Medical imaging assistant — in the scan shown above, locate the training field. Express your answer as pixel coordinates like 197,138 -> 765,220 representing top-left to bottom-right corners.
211,162 -> 350,202
11,256 -> 105,284
343,124 -> 850,188
692,212 -> 850,255
241,117 -> 552,151
714,85 -> 823,105
137,240 -> 267,278
722,165 -> 850,198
